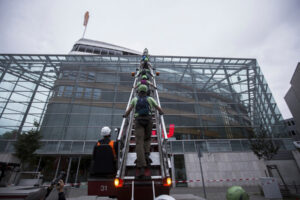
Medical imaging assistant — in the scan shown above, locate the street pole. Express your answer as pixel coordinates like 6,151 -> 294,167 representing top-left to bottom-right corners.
197,144 -> 207,199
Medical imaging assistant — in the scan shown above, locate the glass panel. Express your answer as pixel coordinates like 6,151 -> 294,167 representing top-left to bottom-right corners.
0,141 -> 7,152
46,141 -> 59,152
76,87 -> 83,98
241,140 -> 250,150
282,139 -> 295,150
58,86 -> 64,96
195,141 -> 207,152
84,88 -> 92,99
72,142 -> 84,152
39,156 -> 58,182
77,156 -> 92,182
6,142 -> 15,152
174,155 -> 187,187
230,140 -> 243,151
171,141 -> 183,153
84,142 -> 95,153
184,141 -> 195,152
59,141 -> 72,153
67,157 -> 79,183
64,86 -> 73,97
93,89 -> 101,100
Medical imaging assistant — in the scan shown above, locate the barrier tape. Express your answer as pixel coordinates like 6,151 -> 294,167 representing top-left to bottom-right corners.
42,178 -> 277,187
42,182 -> 88,187
175,178 -> 260,183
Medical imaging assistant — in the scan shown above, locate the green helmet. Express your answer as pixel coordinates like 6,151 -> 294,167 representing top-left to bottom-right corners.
138,84 -> 148,93
226,186 -> 249,200
142,75 -> 148,80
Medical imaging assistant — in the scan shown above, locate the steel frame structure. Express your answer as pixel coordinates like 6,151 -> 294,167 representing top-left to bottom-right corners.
0,54 -> 287,145
0,54 -> 289,184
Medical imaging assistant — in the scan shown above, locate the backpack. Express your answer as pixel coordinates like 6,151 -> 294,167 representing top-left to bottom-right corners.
135,96 -> 150,116
141,60 -> 150,69
140,79 -> 148,85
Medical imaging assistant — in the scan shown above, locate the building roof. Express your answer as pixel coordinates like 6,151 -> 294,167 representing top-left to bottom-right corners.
70,38 -> 142,55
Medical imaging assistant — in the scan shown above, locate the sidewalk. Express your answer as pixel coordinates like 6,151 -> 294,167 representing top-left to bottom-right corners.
66,186 -> 266,200
170,186 -> 265,200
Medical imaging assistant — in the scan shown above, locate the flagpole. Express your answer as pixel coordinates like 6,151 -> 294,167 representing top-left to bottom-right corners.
82,25 -> 87,38
82,11 -> 89,38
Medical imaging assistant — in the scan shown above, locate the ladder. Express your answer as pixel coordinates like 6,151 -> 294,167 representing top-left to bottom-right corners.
115,64 -> 172,200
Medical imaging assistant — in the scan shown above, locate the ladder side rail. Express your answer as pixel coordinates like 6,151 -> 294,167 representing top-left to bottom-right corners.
152,75 -> 171,178
116,77 -> 138,177
154,109 -> 166,179
116,112 -> 134,179
117,78 -> 138,141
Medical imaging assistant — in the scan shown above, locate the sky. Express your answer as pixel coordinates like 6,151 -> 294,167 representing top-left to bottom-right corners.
0,0 -> 299,119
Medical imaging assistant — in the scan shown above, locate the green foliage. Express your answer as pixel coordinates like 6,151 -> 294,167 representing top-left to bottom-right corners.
0,130 -> 18,139
248,127 -> 280,160
14,121 -> 42,165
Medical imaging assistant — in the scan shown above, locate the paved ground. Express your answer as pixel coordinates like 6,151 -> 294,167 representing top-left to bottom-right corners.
66,186 -> 266,200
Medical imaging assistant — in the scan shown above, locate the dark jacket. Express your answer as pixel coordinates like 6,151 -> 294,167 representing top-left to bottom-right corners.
58,192 -> 66,200
91,137 -> 118,177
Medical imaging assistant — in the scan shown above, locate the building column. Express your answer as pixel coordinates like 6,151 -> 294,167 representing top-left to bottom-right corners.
171,155 -> 175,188
54,156 -> 61,178
65,157 -> 72,184
17,63 -> 47,134
36,156 -> 42,172
75,156 -> 81,184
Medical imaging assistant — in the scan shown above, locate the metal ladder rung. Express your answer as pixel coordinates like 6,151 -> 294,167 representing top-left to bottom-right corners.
130,142 -> 158,146
124,175 -> 162,180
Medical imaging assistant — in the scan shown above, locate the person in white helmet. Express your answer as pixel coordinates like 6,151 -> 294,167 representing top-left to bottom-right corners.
91,126 -> 118,177
155,195 -> 176,200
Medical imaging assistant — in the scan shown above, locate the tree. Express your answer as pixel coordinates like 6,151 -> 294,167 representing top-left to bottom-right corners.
248,126 -> 280,160
14,121 -> 42,168
0,130 -> 18,139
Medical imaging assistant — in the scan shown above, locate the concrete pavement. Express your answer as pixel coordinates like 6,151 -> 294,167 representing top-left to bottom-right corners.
66,186 -> 266,200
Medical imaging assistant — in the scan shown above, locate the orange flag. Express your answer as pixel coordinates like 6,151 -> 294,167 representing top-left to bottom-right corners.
83,11 -> 89,26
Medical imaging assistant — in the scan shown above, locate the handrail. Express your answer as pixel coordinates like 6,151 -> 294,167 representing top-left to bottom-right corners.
152,77 -> 168,140
117,78 -> 137,141
151,68 -> 171,178
116,60 -> 171,181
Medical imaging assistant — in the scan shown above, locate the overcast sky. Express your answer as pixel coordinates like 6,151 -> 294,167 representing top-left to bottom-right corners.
0,0 -> 299,119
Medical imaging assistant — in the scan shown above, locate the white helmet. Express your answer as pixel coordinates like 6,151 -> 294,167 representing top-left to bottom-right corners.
143,48 -> 149,55
101,126 -> 111,136
155,195 -> 176,200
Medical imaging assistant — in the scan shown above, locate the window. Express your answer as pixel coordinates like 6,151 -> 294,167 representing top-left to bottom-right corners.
57,86 -> 64,96
93,88 -> 101,100
64,86 -> 73,97
78,45 -> 86,52
87,72 -> 95,82
76,87 -> 83,98
71,45 -> 78,51
291,121 -> 295,125
288,121 -> 291,126
63,70 -> 69,79
94,48 -> 100,54
86,47 -> 93,53
109,50 -> 114,55
69,71 -> 77,80
101,49 -> 108,55
79,72 -> 87,81
84,88 -> 92,99
292,131 -> 296,135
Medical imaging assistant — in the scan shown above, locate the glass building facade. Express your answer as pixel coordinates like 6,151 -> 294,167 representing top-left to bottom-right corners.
0,47 -> 291,183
